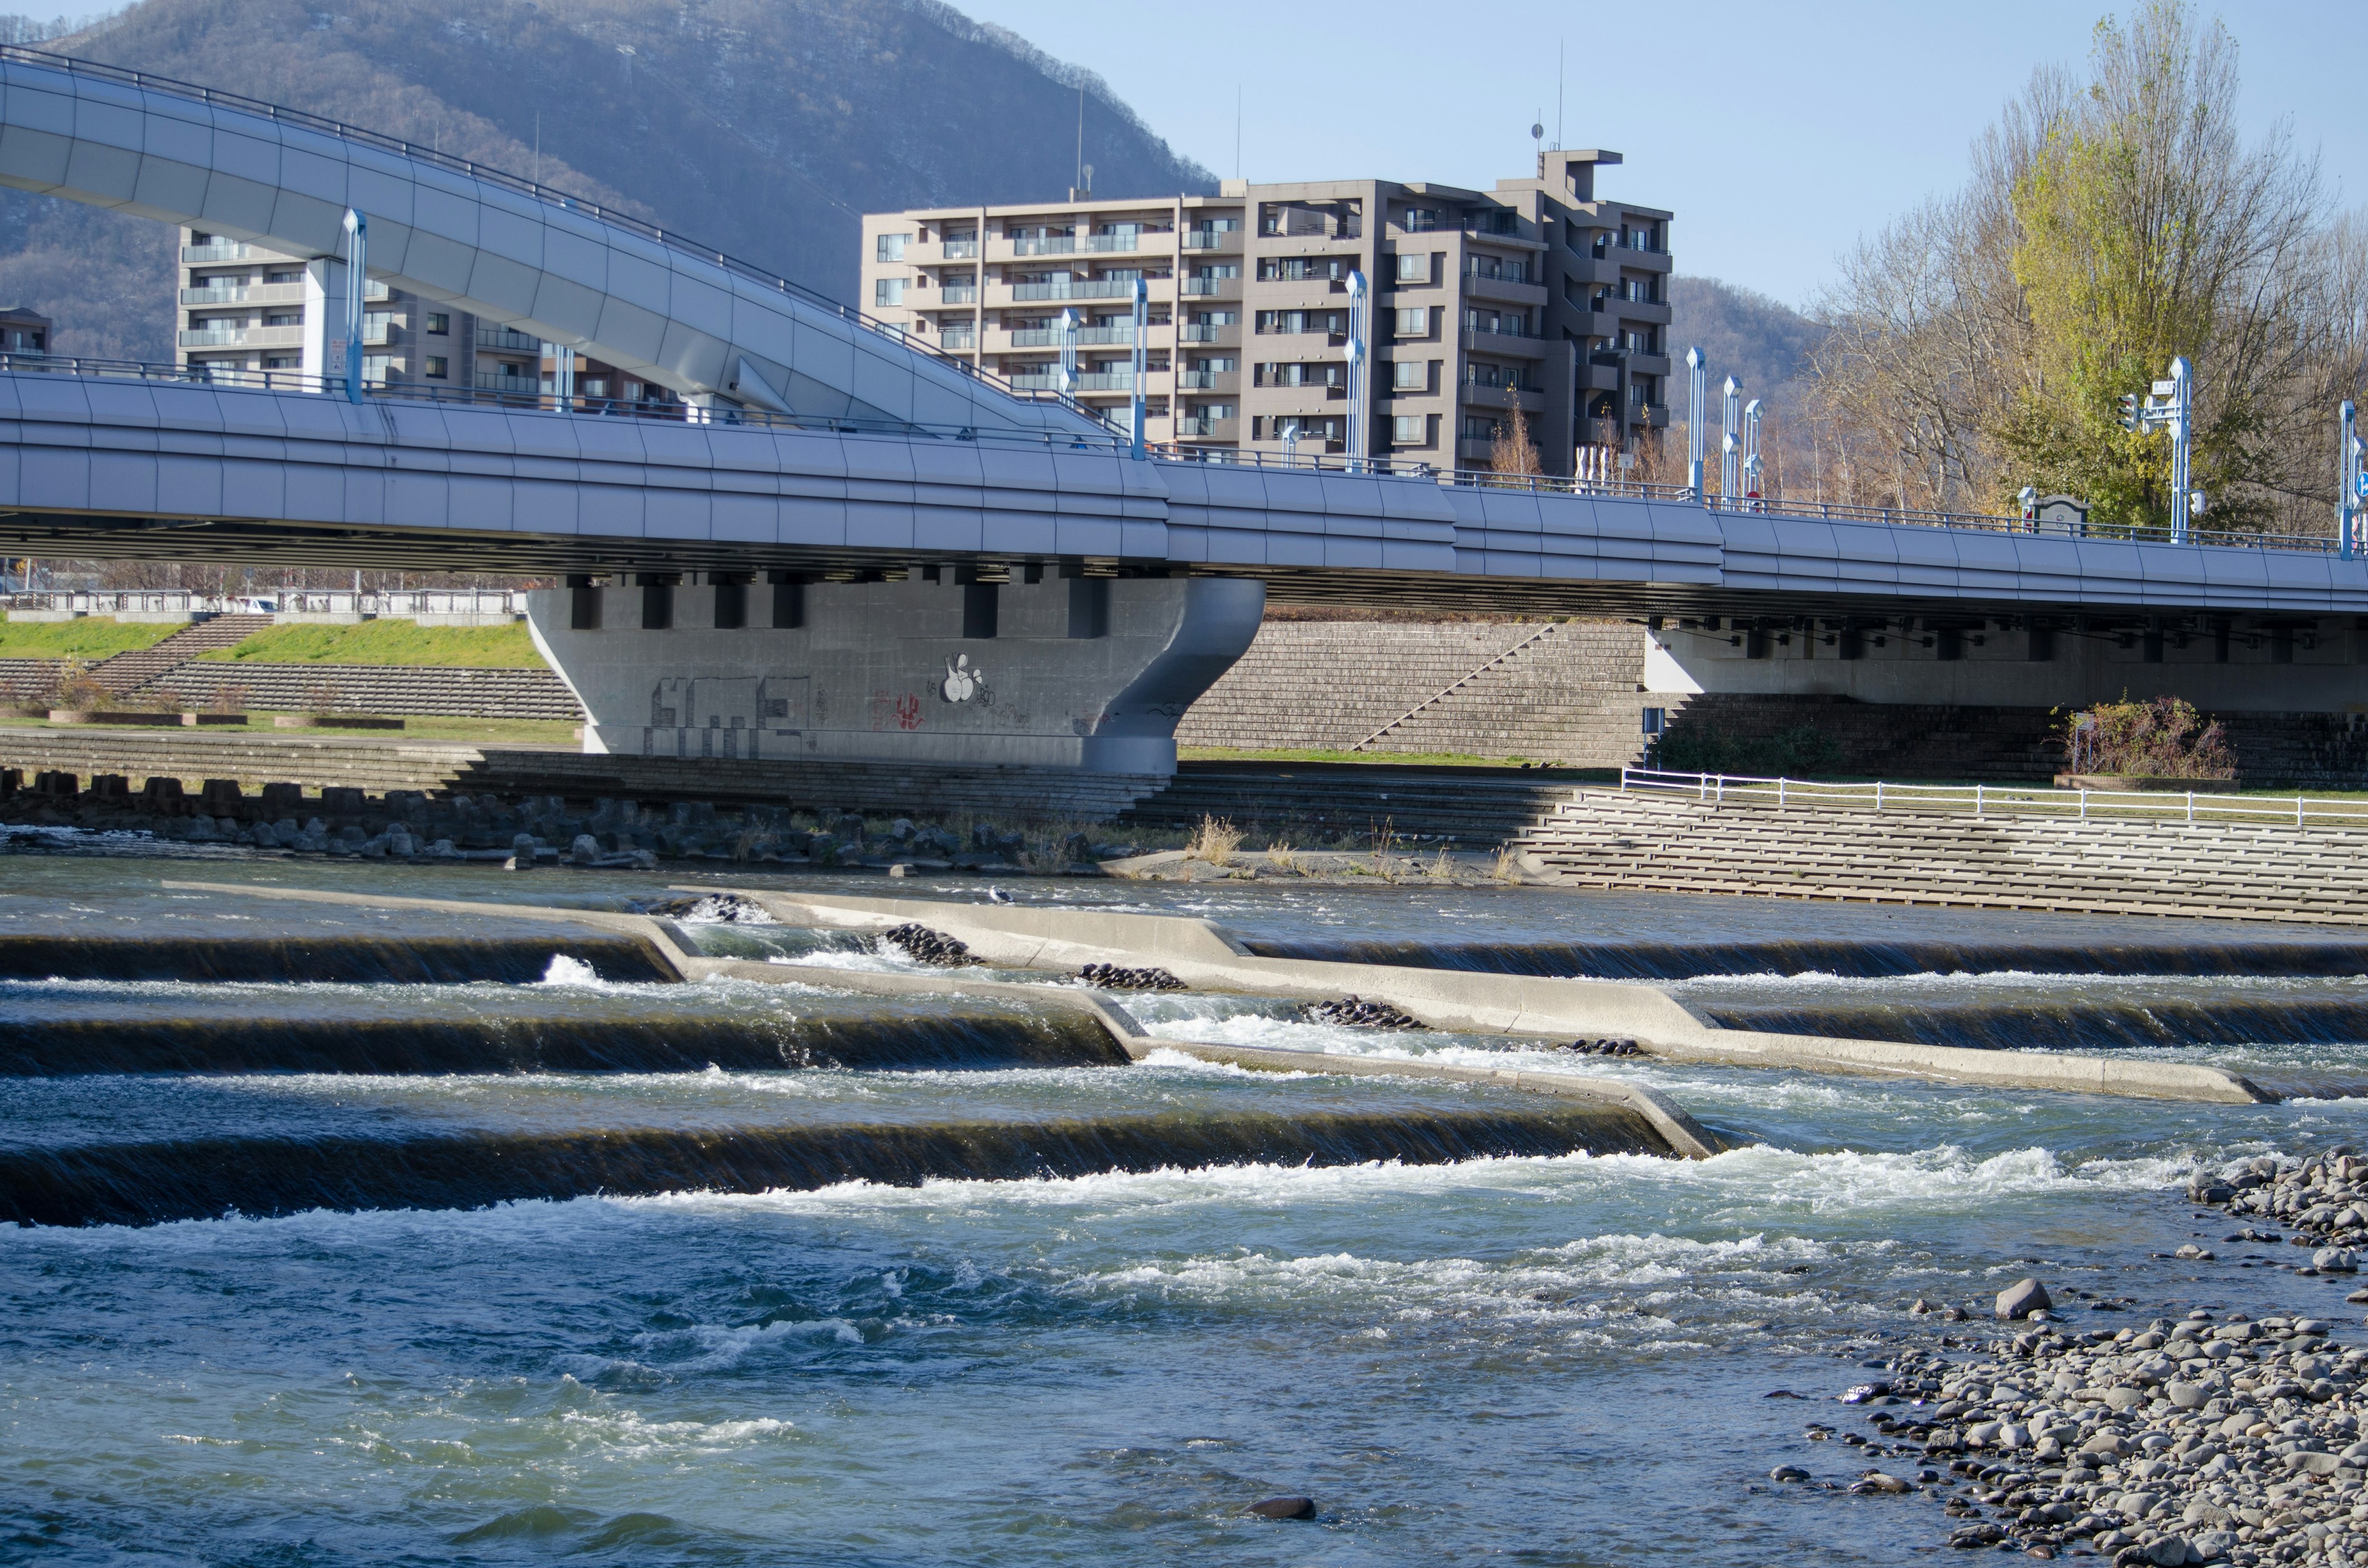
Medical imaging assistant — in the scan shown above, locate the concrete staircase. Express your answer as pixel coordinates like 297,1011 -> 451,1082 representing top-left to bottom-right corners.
90,615 -> 274,695
1175,618 -> 1647,765
154,662 -> 583,721
1516,787 -> 2368,923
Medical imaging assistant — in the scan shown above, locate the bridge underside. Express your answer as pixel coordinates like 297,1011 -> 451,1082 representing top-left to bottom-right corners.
2,505 -> 2356,630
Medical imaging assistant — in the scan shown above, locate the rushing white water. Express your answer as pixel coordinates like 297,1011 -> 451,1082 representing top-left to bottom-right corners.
6,853 -> 2368,1564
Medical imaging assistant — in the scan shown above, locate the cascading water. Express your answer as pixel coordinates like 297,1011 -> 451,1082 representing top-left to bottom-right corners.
8,848 -> 2368,1563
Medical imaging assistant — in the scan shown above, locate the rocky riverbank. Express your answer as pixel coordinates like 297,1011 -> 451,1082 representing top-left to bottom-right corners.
1796,1152 -> 2368,1565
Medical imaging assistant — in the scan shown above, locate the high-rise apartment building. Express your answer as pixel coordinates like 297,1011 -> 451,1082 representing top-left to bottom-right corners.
858,150 -> 1671,476
173,228 -> 667,413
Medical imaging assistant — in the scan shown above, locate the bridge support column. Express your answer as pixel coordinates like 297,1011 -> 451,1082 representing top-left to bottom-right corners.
528,573 -> 1264,776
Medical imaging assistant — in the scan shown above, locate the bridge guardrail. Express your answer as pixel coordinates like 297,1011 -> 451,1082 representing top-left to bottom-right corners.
1617,766 -> 2368,826
0,348 -> 2348,558
0,44 -> 1096,427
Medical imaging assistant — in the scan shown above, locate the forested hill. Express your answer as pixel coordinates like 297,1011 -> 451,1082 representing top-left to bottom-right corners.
0,0 -> 1215,358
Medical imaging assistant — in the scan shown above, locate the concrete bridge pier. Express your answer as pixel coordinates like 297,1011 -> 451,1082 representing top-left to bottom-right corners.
528,573 -> 1265,775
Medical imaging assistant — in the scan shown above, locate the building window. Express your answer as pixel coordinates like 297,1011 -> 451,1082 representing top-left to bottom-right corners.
263,356 -> 297,369
1392,360 -> 1426,390
267,269 -> 302,284
874,277 -> 906,306
266,313 -> 302,327
1462,414 -> 1501,441
1402,207 -> 1441,232
427,313 -> 450,334
874,232 -> 909,262
1394,307 -> 1428,337
1393,252 -> 1429,284
1392,413 -> 1429,446
424,356 -> 448,379
361,354 -> 392,382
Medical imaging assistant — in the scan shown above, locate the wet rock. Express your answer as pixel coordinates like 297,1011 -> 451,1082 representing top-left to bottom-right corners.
881,924 -> 972,966
1245,1496 -> 1317,1521
1769,1464 -> 1810,1482
1852,1472 -> 1915,1494
1077,963 -> 1186,992
570,834 -> 601,866
506,831 -> 538,869
1996,1279 -> 2052,1321
2315,1246 -> 2359,1273
1302,995 -> 1423,1030
1561,1037 -> 1642,1056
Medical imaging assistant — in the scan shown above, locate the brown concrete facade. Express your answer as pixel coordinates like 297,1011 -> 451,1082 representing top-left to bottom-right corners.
860,150 -> 1673,477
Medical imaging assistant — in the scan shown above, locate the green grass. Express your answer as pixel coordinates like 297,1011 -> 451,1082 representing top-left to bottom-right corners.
201,620 -> 546,667
0,615 -> 183,660
1178,745 -> 1610,774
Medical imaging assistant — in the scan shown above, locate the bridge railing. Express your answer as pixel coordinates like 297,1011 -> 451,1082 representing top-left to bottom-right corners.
0,44 -> 1098,427
0,350 -> 2350,559
1,589 -> 531,616
1617,766 -> 2368,826
1703,493 -> 2336,557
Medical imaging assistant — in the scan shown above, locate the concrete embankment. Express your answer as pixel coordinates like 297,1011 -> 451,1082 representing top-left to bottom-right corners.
1519,787 -> 2368,925
165,880 -> 1720,1159
736,889 -> 2272,1107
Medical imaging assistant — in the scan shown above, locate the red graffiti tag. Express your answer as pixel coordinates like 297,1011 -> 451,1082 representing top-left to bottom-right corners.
894,692 -> 923,730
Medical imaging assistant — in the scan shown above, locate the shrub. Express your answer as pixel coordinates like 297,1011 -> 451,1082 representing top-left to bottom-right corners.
2061,696 -> 2234,779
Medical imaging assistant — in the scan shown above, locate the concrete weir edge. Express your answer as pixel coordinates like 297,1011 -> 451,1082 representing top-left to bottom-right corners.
716,888 -> 2273,1109
157,880 -> 1722,1159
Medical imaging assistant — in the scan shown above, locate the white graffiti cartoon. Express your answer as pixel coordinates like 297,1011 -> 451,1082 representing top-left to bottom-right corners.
940,654 -> 986,703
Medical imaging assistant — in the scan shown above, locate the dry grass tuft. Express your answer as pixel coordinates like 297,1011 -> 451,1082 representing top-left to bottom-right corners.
1189,815 -> 1243,864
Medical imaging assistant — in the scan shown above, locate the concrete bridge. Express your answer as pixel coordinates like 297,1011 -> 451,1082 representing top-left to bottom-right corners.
1,45 -> 2362,773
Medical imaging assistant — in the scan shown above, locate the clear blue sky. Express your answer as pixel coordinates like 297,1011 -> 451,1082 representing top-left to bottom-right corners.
955,0 -> 2368,311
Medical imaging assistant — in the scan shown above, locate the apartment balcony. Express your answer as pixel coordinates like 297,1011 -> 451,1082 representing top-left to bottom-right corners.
1462,382 -> 1545,411
475,323 -> 541,353
1085,234 -> 1141,253
1005,369 -> 1138,392
179,241 -> 284,263
936,239 -> 980,260
1008,278 -> 1139,302
1177,370 -> 1240,392
179,281 -> 306,308
473,367 -> 541,393
1175,416 -> 1240,441
1466,326 -> 1548,357
1619,244 -> 1675,274
1180,277 -> 1241,298
1610,299 -> 1673,327
1007,325 -> 1137,347
1464,271 -> 1548,306
1009,236 -> 1078,257
939,285 -> 979,305
1180,230 -> 1243,253
177,325 -> 305,350
939,329 -> 977,351
1178,324 -> 1240,346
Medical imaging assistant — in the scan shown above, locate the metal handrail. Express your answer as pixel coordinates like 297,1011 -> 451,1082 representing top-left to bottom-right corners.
0,43 -> 1094,424
1617,767 -> 2368,826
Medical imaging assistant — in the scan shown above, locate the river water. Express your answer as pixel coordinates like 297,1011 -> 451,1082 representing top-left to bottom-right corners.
6,846 -> 2368,1564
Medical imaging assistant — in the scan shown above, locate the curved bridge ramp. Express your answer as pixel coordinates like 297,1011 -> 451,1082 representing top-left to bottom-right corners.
0,47 -> 1093,432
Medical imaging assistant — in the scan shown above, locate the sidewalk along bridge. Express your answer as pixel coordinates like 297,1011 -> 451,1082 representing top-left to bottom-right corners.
2,42 -> 2366,771
1515,769 -> 2368,923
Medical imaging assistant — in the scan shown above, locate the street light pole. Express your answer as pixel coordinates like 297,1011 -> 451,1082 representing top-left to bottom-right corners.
2169,355 -> 2192,543
1344,270 -> 1370,470
1128,279 -> 1148,458
340,208 -> 367,404
1719,375 -> 1741,503
1685,346 -> 1705,499
2341,400 -> 2359,560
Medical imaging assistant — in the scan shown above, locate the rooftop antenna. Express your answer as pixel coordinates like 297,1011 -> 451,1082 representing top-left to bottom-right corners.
1235,85 -> 1242,181
1555,40 -> 1564,150
1531,115 -> 1544,173
1075,83 -> 1085,195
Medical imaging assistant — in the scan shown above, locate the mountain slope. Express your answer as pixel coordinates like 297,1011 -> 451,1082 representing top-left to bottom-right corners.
1666,276 -> 1824,410
0,0 -> 1214,358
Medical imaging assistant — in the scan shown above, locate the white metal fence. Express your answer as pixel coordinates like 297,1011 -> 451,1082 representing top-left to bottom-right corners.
1617,766 -> 2368,827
